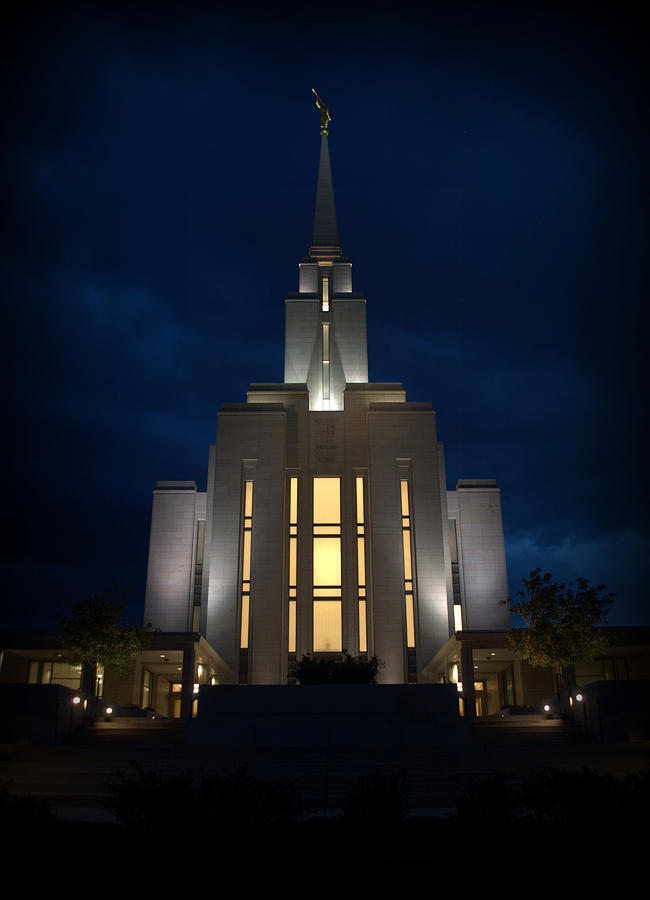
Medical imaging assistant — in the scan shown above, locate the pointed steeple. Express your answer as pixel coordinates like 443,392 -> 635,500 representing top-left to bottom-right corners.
310,134 -> 342,259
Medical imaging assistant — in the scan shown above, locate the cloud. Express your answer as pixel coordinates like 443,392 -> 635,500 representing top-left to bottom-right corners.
506,528 -> 650,625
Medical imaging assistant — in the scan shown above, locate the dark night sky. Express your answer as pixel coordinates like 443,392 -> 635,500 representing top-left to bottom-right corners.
3,1 -> 648,629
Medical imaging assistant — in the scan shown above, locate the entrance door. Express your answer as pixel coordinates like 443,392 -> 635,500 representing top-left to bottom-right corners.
474,680 -> 487,716
169,682 -> 182,718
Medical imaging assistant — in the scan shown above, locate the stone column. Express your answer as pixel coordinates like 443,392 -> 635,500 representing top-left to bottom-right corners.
460,643 -> 475,720
180,647 -> 196,720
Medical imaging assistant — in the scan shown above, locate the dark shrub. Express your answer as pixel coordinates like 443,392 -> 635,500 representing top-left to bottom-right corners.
105,762 -> 195,827
289,651 -> 383,684
342,772 -> 406,823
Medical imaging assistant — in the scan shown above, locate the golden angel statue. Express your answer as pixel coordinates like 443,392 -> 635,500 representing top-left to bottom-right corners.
312,89 -> 332,135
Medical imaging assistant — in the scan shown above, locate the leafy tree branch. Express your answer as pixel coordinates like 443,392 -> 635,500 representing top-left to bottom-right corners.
57,586 -> 154,682
505,568 -> 615,669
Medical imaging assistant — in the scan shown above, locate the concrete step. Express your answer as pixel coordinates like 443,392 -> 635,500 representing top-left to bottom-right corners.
4,726 -> 647,822
471,716 -> 583,744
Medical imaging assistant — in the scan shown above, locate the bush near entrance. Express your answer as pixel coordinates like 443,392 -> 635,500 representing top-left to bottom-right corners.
289,651 -> 383,684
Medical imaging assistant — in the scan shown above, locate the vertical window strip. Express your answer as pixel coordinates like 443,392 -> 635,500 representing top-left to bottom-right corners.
312,477 -> 342,652
322,323 -> 330,407
449,519 -> 463,631
240,481 -> 254,649
356,475 -> 368,653
322,275 -> 330,311
288,601 -> 297,654
401,479 -> 415,648
288,477 -> 298,654
192,520 -> 205,630
358,600 -> 367,654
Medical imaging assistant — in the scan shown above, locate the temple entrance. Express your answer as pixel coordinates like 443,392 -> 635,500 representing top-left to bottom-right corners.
474,680 -> 487,716
169,682 -> 182,718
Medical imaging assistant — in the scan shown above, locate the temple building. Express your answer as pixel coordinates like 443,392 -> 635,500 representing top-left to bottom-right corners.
4,109 -> 650,740
142,120 -> 510,693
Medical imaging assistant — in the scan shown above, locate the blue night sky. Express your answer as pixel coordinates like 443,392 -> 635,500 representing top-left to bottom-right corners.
4,2 -> 648,628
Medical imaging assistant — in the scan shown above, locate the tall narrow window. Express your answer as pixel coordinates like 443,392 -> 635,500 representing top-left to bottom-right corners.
240,480 -> 254,649
356,476 -> 368,653
322,322 -> 330,409
449,519 -> 463,632
401,479 -> 415,648
321,275 -> 329,311
313,477 -> 342,651
192,520 -> 205,632
288,476 -> 298,654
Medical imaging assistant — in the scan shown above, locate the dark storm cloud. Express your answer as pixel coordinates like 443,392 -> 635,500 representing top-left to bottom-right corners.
4,2 -> 647,627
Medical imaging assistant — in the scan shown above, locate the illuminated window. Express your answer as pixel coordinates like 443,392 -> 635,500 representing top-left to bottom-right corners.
141,668 -> 153,710
401,479 -> 415,648
321,275 -> 329,311
313,477 -> 340,525
192,519 -> 205,631
313,600 -> 342,651
356,475 -> 368,653
28,660 -> 82,690
288,477 -> 298,654
312,477 -> 342,651
240,481 -> 254,649
96,662 -> 104,698
449,519 -> 463,631
322,322 -> 330,408
313,537 -> 341,587
51,662 -> 82,688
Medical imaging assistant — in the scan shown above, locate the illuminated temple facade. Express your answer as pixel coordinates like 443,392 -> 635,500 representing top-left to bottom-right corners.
143,133 -> 510,687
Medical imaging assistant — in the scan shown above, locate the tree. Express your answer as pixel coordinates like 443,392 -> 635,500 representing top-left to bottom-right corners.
57,587 -> 153,693
506,568 -> 615,669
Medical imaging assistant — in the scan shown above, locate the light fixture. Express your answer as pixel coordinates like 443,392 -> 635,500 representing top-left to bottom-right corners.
72,696 -> 81,705
193,683 -> 199,694
543,704 -> 551,712
105,707 -> 113,715
575,693 -> 584,703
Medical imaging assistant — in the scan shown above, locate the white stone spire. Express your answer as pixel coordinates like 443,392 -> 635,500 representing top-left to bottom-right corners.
310,134 -> 341,257
283,134 -> 368,409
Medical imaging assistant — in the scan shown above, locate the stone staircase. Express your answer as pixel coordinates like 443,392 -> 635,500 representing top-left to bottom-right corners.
471,714 -> 582,743
2,715 -> 648,822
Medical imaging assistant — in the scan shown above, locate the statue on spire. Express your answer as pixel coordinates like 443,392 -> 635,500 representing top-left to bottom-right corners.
312,89 -> 331,135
